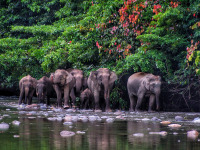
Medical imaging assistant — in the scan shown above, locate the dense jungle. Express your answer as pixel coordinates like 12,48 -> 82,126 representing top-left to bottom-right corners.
0,0 -> 200,111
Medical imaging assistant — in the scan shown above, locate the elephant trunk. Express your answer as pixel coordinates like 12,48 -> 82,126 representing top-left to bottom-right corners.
156,91 -> 160,111
104,84 -> 111,111
25,86 -> 29,104
37,88 -> 44,103
75,78 -> 82,96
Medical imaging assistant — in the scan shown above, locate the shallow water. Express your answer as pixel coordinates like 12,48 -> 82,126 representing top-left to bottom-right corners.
1,97 -> 200,150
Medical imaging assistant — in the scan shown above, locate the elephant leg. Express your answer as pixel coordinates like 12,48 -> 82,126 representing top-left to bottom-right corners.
28,89 -> 35,105
54,85 -> 62,108
84,98 -> 89,109
63,85 -> 70,109
148,94 -> 155,112
70,88 -> 76,108
105,98 -> 111,112
129,94 -> 136,112
94,90 -> 100,110
19,89 -> 24,105
135,94 -> 144,112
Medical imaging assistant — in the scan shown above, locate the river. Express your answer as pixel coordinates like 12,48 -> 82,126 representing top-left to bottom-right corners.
0,97 -> 200,150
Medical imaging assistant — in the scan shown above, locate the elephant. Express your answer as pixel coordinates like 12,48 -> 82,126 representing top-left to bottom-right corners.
87,68 -> 117,112
36,76 -> 53,105
50,69 -> 75,109
80,88 -> 93,109
66,68 -> 85,107
127,72 -> 161,112
18,75 -> 37,105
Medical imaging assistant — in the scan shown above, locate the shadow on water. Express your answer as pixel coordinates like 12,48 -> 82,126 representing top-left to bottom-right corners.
0,97 -> 200,150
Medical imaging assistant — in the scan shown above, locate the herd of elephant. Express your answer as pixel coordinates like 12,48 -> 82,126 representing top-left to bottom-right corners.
18,68 -> 162,112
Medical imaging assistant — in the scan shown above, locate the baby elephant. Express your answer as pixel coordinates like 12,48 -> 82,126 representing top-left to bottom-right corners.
19,75 -> 37,105
127,72 -> 161,112
36,76 -> 53,105
80,88 -> 93,109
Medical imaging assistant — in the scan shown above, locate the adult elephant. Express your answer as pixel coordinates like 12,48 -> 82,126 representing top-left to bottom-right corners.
66,69 -> 84,105
127,72 -> 161,112
19,75 -> 37,105
36,76 -> 53,105
50,69 -> 75,109
87,68 -> 117,112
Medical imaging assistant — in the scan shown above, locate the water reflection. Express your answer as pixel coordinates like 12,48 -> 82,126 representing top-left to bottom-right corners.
1,99 -> 200,150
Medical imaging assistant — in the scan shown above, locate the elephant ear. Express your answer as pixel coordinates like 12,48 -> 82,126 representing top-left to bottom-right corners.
65,71 -> 73,84
143,76 -> 151,90
90,71 -> 98,83
109,71 -> 117,84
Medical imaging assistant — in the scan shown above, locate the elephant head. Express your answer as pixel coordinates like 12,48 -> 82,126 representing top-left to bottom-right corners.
52,69 -> 73,86
36,78 -> 47,103
143,74 -> 161,110
70,70 -> 84,95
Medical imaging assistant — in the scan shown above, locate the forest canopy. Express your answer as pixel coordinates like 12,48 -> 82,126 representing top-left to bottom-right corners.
0,0 -> 199,106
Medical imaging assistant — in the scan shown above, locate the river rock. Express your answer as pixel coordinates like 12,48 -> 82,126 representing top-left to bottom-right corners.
47,117 -> 57,121
64,115 -> 72,122
151,117 -> 161,122
187,130 -> 199,140
168,124 -> 181,129
63,121 -> 73,126
133,133 -> 144,137
175,116 -> 184,121
160,121 -> 171,125
149,131 -> 167,136
71,116 -> 78,122
60,131 -> 75,137
76,131 -> 86,134
193,117 -> 200,123
0,123 -> 9,130
12,120 -> 20,126
106,118 -> 114,123
79,116 -> 88,122
89,116 -> 97,122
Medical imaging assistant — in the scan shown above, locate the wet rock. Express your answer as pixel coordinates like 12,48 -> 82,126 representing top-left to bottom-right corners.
101,116 -> 108,119
3,114 -> 10,117
76,131 -> 86,134
63,121 -> 73,126
60,131 -> 75,137
0,123 -> 9,130
149,131 -> 167,136
56,117 -> 63,121
160,121 -> 171,125
25,104 -> 38,109
28,117 -> 36,119
193,117 -> 200,123
71,116 -> 78,122
175,116 -> 184,121
142,118 -> 150,121
12,120 -> 20,126
133,133 -> 144,137
106,118 -> 114,123
94,109 -> 102,113
151,117 -> 161,122
13,135 -> 20,138
79,116 -> 88,122
187,130 -> 199,140
64,115 -> 72,122
47,117 -> 57,121
116,115 -> 125,120
168,124 -> 181,129
89,116 -> 97,122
